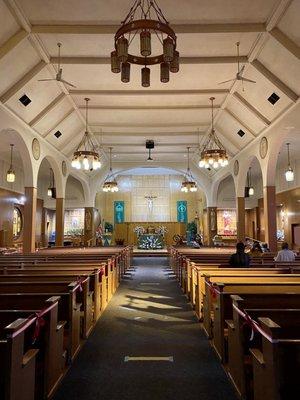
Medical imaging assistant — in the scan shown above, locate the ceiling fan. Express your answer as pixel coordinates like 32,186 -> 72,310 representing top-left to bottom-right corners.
38,42 -> 76,88
218,42 -> 256,88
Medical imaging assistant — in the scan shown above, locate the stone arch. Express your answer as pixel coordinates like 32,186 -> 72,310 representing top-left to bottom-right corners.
211,171 -> 234,207
216,174 -> 236,209
0,128 -> 34,187
235,154 -> 264,197
37,155 -> 65,198
90,161 -> 212,207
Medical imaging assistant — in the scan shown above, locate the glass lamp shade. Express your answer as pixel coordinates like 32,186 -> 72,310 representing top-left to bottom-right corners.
170,50 -> 179,73
163,37 -> 174,62
285,167 -> 294,182
121,62 -> 130,83
71,157 -> 81,169
6,169 -> 15,183
47,187 -> 52,197
141,67 -> 150,87
140,31 -> 151,57
249,186 -> 254,196
111,51 -> 121,73
116,37 -> 128,62
160,62 -> 170,83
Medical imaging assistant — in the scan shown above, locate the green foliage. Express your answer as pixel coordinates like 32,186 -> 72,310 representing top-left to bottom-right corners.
104,222 -> 114,233
187,221 -> 197,234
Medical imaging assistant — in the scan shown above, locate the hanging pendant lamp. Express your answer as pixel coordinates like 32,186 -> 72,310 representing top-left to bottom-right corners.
6,144 -> 15,183
198,97 -> 228,169
285,142 -> 294,182
71,98 -> 101,171
102,147 -> 119,192
47,168 -> 56,198
181,147 -> 197,192
248,167 -> 254,196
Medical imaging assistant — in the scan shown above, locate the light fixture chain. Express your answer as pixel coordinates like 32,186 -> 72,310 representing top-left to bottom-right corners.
287,143 -> 291,166
122,0 -> 141,24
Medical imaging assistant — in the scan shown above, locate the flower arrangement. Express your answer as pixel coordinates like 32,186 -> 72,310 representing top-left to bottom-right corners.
155,225 -> 168,236
133,226 -> 146,236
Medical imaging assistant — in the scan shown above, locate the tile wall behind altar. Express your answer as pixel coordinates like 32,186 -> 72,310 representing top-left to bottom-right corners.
95,175 -> 206,224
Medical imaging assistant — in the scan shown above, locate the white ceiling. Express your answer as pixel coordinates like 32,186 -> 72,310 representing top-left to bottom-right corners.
0,0 -> 299,179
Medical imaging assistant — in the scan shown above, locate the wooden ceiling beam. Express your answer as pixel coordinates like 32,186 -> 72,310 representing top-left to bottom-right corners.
0,29 -> 28,60
251,59 -> 298,102
78,105 -> 220,111
29,93 -> 66,127
70,89 -> 229,96
269,27 -> 300,60
51,56 -> 248,65
32,22 -> 265,35
233,92 -> 271,126
0,60 -> 46,103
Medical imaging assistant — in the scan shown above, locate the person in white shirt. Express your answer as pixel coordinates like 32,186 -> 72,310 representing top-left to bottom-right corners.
275,242 -> 296,262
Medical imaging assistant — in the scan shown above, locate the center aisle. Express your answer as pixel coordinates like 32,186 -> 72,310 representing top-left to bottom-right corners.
53,257 -> 237,400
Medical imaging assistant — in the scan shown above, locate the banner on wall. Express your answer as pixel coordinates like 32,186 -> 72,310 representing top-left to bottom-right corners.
114,201 -> 125,224
177,201 -> 187,223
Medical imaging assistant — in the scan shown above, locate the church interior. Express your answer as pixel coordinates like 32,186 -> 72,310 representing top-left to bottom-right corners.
0,0 -> 299,399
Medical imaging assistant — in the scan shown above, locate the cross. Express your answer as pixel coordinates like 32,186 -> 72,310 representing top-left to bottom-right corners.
145,194 -> 157,212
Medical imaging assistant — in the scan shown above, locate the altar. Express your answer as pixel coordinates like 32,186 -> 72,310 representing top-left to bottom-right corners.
137,233 -> 164,250
114,222 -> 186,246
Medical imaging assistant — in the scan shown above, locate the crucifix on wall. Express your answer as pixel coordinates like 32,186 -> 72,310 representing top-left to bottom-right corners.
145,194 -> 157,213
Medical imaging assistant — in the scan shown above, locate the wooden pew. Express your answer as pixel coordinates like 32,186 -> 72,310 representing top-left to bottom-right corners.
0,296 -> 65,400
0,270 -> 102,321
192,268 -> 291,319
0,279 -> 93,340
226,298 -> 300,399
203,279 -> 300,362
0,264 -> 108,314
251,315 -> 300,400
0,284 -> 82,363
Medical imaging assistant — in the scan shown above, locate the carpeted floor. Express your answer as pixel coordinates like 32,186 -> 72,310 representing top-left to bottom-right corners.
53,257 -> 237,400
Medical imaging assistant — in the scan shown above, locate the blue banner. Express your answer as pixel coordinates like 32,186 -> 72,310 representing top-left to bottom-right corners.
177,201 -> 187,223
114,201 -> 124,224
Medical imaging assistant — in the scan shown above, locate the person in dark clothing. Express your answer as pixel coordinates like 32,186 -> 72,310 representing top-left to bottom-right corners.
229,242 -> 250,267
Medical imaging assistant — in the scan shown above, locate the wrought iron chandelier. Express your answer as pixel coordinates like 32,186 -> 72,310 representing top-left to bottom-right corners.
102,147 -> 119,192
198,97 -> 228,169
71,98 -> 101,171
111,0 -> 179,87
285,142 -> 294,182
181,147 -> 197,192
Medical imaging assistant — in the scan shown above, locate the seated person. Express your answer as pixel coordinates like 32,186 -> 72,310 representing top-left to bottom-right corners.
261,242 -> 270,252
275,242 -> 296,262
229,242 -> 250,267
249,241 -> 263,257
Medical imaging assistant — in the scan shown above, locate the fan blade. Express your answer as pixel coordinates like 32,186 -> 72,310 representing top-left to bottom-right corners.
38,79 -> 56,82
239,65 -> 245,75
60,78 -> 76,88
241,77 -> 256,84
218,78 -> 236,85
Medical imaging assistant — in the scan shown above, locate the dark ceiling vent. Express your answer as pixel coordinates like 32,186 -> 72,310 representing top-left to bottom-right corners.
54,130 -> 62,138
19,94 -> 31,106
237,129 -> 245,138
268,92 -> 280,105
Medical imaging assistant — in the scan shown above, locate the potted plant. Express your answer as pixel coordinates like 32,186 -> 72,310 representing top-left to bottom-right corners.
186,221 -> 197,244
